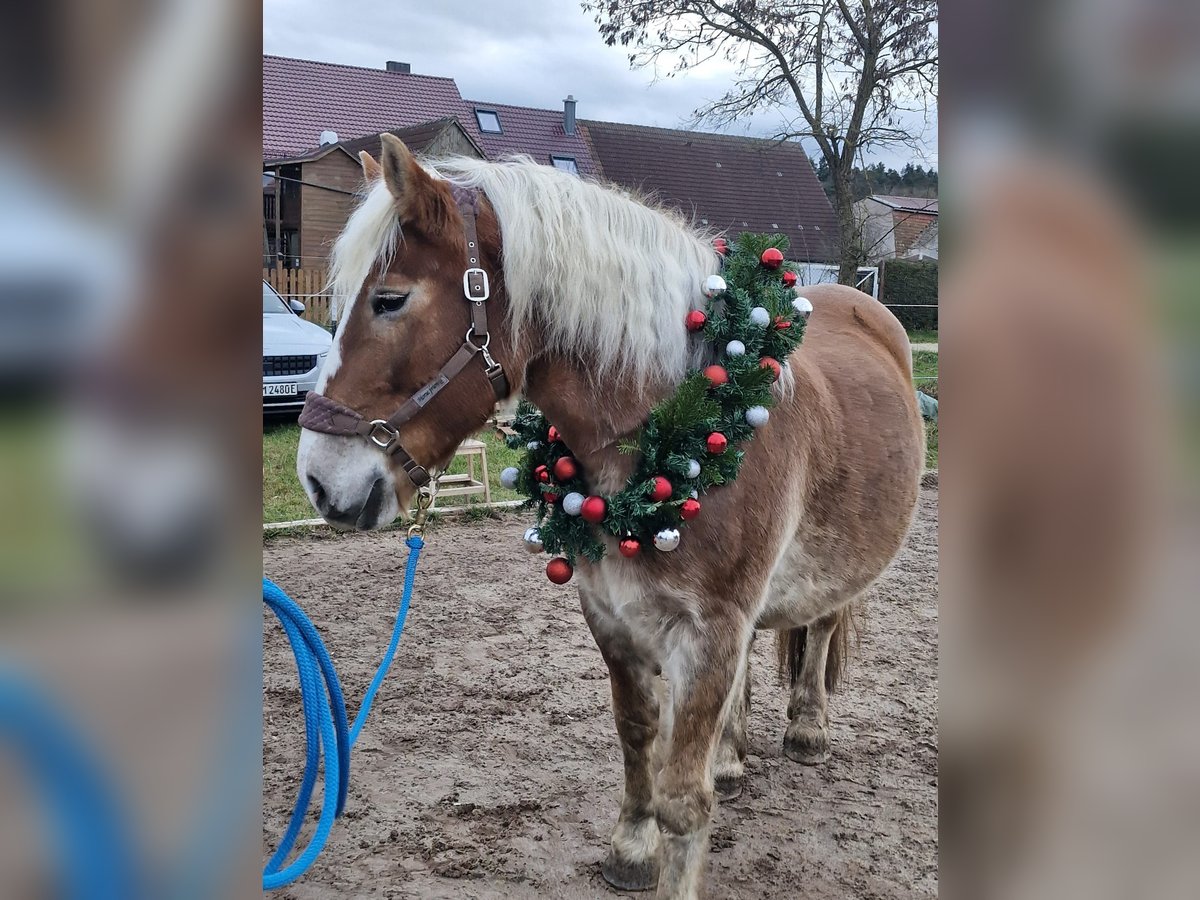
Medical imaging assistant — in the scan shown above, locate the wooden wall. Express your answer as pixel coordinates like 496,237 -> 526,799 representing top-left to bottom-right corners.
300,151 -> 366,267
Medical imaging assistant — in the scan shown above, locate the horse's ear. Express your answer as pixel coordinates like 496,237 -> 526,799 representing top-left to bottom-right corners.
379,133 -> 436,223
359,150 -> 382,181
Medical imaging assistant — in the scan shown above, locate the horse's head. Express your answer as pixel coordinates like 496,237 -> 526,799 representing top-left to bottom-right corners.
297,135 -> 513,530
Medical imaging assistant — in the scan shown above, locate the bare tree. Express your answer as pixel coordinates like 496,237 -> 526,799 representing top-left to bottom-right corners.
583,0 -> 938,285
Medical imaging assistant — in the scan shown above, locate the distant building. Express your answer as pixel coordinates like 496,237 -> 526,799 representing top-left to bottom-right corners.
263,119 -> 485,268
261,54 -> 844,284
581,120 -> 839,267
263,55 -> 596,269
855,195 -> 939,263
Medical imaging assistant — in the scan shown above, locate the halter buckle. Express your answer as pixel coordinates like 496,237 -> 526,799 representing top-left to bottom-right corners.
463,268 -> 490,302
366,419 -> 399,450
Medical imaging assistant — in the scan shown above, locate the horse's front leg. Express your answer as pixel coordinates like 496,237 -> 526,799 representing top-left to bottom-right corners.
580,592 -> 662,892
656,615 -> 752,900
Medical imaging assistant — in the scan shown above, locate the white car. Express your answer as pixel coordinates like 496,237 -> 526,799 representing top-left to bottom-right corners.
263,280 -> 331,413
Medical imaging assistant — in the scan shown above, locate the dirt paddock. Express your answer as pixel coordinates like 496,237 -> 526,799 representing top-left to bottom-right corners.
264,487 -> 938,899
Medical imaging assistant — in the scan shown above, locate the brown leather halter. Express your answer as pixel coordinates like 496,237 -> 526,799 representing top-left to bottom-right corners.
298,187 -> 509,488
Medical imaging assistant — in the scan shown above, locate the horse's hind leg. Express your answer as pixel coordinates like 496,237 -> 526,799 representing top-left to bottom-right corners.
713,634 -> 753,801
783,611 -> 841,765
581,598 -> 661,892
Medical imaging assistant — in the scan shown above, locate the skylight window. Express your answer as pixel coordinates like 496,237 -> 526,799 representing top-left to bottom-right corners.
475,109 -> 502,133
551,156 -> 579,175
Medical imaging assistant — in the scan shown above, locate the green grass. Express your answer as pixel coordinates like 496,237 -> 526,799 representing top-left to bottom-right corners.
912,349 -> 939,382
906,328 -> 938,345
262,421 -> 524,524
911,350 -> 939,469
265,350 -> 941,522
924,421 -> 938,469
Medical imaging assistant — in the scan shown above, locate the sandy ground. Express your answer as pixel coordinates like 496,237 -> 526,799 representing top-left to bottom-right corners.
264,487 -> 938,899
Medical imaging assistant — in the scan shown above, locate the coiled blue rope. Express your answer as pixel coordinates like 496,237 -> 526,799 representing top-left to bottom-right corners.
263,533 -> 424,889
0,672 -> 137,900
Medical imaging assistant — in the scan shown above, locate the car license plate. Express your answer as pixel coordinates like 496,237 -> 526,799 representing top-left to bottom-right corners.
263,383 -> 298,397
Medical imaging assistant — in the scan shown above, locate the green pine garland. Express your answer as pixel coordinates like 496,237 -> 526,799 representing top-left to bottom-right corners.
505,233 -> 808,567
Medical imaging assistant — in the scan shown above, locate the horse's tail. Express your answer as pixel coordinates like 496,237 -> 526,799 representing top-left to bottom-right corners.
775,605 -> 857,695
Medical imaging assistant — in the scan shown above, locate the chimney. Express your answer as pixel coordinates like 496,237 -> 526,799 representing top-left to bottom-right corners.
563,95 -> 577,135
386,61 -> 411,74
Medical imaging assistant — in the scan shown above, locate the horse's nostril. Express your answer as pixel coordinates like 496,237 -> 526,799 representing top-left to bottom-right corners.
307,476 -> 328,509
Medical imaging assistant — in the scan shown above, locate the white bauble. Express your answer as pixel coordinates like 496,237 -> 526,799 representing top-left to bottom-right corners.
653,528 -> 681,552
500,467 -> 520,489
703,274 -> 727,298
726,340 -> 746,357
750,306 -> 771,327
686,459 -> 701,479
527,440 -> 542,451
792,296 -> 813,319
562,491 -> 586,516
523,527 -> 544,553
745,405 -> 770,428
689,489 -> 699,499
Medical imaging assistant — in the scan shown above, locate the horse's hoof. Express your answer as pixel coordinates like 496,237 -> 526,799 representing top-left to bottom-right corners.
784,720 -> 831,765
714,775 -> 743,802
601,852 -> 658,892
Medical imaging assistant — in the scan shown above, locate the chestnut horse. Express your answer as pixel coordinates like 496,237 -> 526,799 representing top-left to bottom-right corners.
297,135 -> 923,899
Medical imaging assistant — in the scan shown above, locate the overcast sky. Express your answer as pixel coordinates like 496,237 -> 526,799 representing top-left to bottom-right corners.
263,0 -> 937,170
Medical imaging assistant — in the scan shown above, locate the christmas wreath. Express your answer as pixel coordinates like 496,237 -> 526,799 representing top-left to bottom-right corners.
500,233 -> 812,583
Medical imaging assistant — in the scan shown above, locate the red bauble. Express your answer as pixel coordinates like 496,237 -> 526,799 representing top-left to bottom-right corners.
553,456 -> 578,482
761,247 -> 784,269
760,357 -> 782,381
782,270 -> 797,287
685,310 -> 707,332
680,498 -> 701,520
548,425 -> 561,443
542,490 -> 559,504
580,496 -> 607,523
649,476 -> 673,502
536,465 -> 552,483
774,316 -> 792,330
713,237 -> 729,256
706,432 -> 728,455
704,365 -> 729,387
546,557 -> 573,584
618,538 -> 641,558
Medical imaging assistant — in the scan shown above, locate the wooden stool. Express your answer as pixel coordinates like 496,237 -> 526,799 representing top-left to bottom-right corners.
433,438 -> 491,506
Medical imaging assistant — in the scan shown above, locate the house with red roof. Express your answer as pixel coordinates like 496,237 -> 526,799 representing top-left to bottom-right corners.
262,54 -> 845,288
263,55 -> 596,268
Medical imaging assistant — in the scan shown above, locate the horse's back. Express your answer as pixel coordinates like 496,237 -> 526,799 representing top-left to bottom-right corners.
798,283 -> 913,380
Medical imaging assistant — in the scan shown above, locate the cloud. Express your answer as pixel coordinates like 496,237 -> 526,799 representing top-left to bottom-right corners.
263,0 -> 936,168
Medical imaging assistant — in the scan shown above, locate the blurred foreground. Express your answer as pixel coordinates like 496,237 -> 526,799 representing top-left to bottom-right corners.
0,0 -> 260,896
942,0 -> 1198,898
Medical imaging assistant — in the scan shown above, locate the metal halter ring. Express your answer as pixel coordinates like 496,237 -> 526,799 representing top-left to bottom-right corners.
464,327 -> 491,352
366,419 -> 399,450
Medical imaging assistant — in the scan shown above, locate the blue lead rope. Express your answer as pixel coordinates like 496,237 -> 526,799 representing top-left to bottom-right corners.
263,533 -> 424,890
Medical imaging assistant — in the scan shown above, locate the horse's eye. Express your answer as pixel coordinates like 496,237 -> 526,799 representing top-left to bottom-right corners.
372,292 -> 410,315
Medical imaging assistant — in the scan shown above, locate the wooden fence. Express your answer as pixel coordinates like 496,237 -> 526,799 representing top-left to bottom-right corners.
264,267 -> 333,325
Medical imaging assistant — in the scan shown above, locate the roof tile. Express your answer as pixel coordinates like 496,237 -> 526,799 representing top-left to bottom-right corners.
263,55 -> 468,161
581,121 -> 840,261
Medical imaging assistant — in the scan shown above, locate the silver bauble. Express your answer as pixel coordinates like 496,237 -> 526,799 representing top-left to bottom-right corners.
523,527 -> 544,553
703,274 -> 727,298
653,528 -> 681,552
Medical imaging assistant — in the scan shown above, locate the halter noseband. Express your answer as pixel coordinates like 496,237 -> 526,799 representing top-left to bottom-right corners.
297,187 -> 509,488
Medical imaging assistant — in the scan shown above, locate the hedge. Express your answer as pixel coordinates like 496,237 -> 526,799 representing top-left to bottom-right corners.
880,259 -> 938,331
